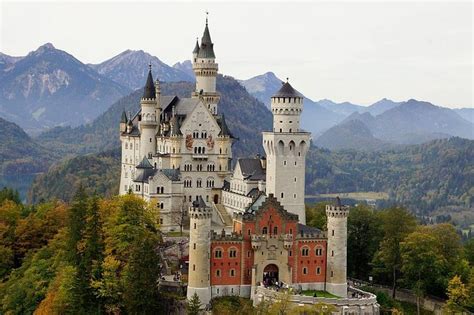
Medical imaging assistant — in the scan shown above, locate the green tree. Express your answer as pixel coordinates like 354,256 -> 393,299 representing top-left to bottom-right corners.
465,238 -> 474,265
400,229 -> 446,315
373,207 -> 417,297
444,275 -> 469,313
188,292 -> 202,315
0,187 -> 21,205
347,205 -> 382,279
306,202 -> 327,230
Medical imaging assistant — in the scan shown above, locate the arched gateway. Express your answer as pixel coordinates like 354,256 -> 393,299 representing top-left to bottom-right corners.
263,264 -> 279,286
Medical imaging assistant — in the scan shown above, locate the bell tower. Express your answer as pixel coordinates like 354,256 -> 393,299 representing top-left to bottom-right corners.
262,81 -> 310,224
192,14 -> 220,115
139,65 -> 158,160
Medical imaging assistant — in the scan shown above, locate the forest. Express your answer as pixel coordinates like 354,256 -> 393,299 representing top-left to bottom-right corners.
1,187 -> 473,314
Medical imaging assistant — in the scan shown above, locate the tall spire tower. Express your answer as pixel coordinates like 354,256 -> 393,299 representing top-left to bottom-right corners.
192,13 -> 220,115
262,81 -> 311,224
139,65 -> 158,160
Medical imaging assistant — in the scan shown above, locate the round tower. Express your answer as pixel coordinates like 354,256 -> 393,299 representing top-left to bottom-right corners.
325,197 -> 349,297
139,66 -> 158,160
262,81 -> 310,224
187,197 -> 212,306
192,16 -> 220,115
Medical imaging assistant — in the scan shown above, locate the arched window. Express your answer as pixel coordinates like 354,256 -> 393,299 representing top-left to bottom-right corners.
214,248 -> 223,258
262,227 -> 268,234
315,247 -> 323,256
301,247 -> 309,256
273,226 -> 278,235
229,248 -> 237,258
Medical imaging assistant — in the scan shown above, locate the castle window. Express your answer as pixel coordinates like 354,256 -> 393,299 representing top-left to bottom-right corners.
262,227 -> 268,234
230,269 -> 235,277
229,248 -> 237,258
125,143 -> 128,149
316,247 -> 323,256
160,218 -> 163,225
316,267 -> 321,275
294,194 -> 297,198
331,250 -> 334,257
283,161 -> 286,166
289,250 -> 292,256
160,203 -> 164,209
289,228 -> 293,234
193,264 -> 195,271
216,269 -> 221,277
247,251 -> 251,258
273,226 -> 278,235
303,267 -> 307,275
194,223 -> 196,229
332,230 -> 335,236
214,249 -> 223,258
193,243 -> 196,250
331,271 -> 334,277
247,229 -> 251,235
149,138 -> 152,142
281,192 -> 284,199
301,247 -> 309,256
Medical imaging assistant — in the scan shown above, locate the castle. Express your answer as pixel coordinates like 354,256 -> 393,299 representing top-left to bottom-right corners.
119,19 -> 379,313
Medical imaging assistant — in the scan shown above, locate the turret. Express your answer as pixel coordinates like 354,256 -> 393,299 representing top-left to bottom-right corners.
120,110 -> 128,133
192,15 -> 220,115
262,81 -> 310,223
325,197 -> 349,297
139,66 -> 158,160
187,197 -> 212,306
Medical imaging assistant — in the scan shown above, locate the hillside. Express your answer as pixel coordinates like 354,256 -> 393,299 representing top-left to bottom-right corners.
314,119 -> 389,151
36,74 -> 272,158
28,149 -> 120,203
307,137 -> 473,214
0,43 -> 129,134
90,50 -> 193,89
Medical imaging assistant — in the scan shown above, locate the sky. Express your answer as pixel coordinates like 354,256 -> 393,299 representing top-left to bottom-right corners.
0,1 -> 472,108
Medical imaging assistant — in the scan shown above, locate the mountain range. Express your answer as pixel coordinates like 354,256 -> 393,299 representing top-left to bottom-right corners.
89,49 -> 193,90
239,72 -> 473,148
0,43 -> 130,134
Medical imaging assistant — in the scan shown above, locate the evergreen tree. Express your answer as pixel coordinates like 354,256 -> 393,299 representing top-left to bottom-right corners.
188,293 -> 202,315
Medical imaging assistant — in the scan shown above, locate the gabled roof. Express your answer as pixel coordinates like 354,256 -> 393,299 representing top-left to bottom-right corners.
237,158 -> 265,181
133,168 -> 157,183
143,69 -> 156,99
161,169 -> 181,181
272,82 -> 303,98
243,194 -> 299,222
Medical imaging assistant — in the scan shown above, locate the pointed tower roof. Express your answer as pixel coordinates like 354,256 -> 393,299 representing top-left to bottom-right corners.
120,110 -> 128,123
218,114 -> 234,138
272,81 -> 303,98
197,17 -> 215,59
136,156 -> 153,169
143,66 -> 156,99
193,38 -> 200,54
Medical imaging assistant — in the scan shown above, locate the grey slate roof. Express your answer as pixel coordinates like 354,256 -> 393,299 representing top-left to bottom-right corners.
238,158 -> 266,181
120,111 -> 128,123
134,168 -> 157,183
297,223 -> 322,236
272,82 -> 303,98
143,69 -> 156,99
193,39 -> 200,54
217,115 -> 234,138
192,196 -> 207,208
197,23 -> 215,59
161,169 -> 181,181
136,156 -> 153,169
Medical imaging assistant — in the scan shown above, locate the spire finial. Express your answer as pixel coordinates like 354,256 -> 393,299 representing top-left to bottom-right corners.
206,11 -> 209,25
286,77 -> 289,83
148,62 -> 152,71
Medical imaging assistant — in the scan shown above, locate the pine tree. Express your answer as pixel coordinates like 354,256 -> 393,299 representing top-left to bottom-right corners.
187,293 -> 202,315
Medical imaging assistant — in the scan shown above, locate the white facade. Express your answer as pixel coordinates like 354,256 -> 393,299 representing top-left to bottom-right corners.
118,20 -> 233,232
262,84 -> 310,224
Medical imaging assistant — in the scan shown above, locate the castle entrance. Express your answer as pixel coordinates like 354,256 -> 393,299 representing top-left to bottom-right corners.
214,194 -> 219,204
263,264 -> 279,287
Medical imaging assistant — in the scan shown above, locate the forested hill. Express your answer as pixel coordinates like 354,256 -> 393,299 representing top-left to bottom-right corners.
306,137 -> 473,214
0,117 -> 56,176
36,75 -> 272,159
29,137 -> 473,217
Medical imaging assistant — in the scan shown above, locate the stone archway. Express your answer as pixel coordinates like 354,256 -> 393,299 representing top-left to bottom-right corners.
263,264 -> 279,286
213,194 -> 219,204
